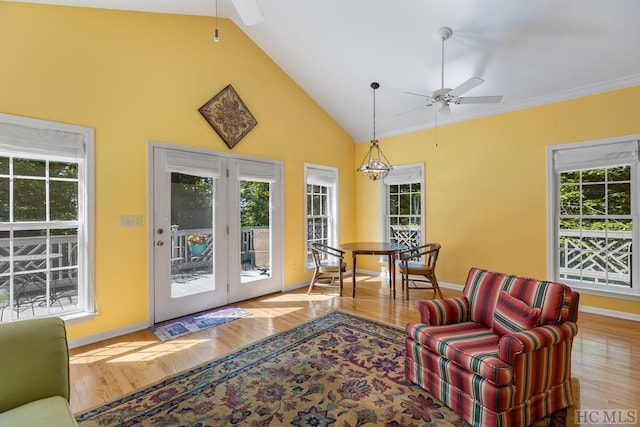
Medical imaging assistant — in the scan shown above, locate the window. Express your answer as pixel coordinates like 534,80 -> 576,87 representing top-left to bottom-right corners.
305,165 -> 338,267
0,114 -> 94,322
382,164 -> 424,248
547,137 -> 639,297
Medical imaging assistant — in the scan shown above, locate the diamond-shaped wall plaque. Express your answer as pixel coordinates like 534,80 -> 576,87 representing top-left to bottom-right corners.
198,84 -> 257,149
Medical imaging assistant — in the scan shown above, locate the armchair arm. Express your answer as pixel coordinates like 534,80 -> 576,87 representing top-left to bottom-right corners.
0,317 -> 70,413
498,322 -> 578,402
416,297 -> 470,325
498,322 -> 578,364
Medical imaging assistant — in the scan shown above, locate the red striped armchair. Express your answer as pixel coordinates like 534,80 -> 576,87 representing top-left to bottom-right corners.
405,267 -> 580,426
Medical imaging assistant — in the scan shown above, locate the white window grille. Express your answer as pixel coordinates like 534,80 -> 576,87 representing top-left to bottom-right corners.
547,137 -> 639,296
382,164 -> 424,249
0,114 -> 94,322
305,165 -> 338,267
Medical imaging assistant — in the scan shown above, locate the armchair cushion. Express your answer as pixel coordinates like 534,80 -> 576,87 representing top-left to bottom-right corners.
406,321 -> 513,386
504,277 -> 566,325
492,291 -> 541,336
0,317 -> 75,426
0,396 -> 76,427
319,259 -> 347,272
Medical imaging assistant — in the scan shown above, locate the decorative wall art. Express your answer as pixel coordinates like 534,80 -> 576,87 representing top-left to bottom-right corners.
198,84 -> 257,149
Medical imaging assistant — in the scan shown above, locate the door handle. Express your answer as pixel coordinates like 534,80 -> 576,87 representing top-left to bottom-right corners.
156,241 -> 165,247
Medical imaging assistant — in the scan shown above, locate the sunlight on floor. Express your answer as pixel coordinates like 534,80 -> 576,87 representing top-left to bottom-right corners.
70,339 -> 209,364
70,292 -> 339,367
242,306 -> 306,317
260,293 -> 335,303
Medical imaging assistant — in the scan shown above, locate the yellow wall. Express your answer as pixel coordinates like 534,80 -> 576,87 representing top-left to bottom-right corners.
355,85 -> 640,316
2,2 -> 638,341
0,2 -> 356,340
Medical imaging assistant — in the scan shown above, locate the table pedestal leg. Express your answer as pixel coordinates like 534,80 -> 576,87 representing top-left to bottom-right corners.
389,253 -> 396,300
352,252 -> 357,298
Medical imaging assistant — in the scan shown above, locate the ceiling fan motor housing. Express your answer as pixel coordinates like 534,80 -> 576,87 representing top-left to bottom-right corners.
437,26 -> 453,41
432,87 -> 452,101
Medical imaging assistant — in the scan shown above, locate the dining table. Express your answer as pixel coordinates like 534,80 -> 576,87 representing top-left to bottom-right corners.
339,242 -> 406,299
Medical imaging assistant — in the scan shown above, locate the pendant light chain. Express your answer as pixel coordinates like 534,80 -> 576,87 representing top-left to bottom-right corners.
372,82 -> 377,142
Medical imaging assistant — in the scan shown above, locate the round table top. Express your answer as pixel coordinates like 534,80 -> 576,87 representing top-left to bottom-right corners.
340,242 -> 406,252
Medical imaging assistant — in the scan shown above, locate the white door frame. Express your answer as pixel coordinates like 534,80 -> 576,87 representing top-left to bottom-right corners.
147,141 -> 285,325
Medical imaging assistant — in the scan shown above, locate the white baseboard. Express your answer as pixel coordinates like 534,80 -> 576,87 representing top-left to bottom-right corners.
438,281 -> 464,291
435,280 -> 640,322
68,321 -> 149,349
578,305 -> 640,322
284,280 -> 311,292
68,273 -> 640,349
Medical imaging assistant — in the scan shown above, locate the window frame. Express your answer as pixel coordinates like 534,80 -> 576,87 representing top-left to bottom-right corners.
380,163 -> 425,248
547,135 -> 640,299
0,113 -> 95,323
304,164 -> 338,269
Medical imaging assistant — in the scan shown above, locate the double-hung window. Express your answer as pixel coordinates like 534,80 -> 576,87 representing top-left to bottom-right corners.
547,137 -> 639,297
382,163 -> 424,248
305,164 -> 338,267
0,114 -> 94,322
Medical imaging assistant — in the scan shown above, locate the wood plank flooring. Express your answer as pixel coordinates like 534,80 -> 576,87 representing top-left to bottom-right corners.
68,276 -> 640,425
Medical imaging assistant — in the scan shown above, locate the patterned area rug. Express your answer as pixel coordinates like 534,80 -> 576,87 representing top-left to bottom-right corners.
77,311 -> 565,426
150,305 -> 251,341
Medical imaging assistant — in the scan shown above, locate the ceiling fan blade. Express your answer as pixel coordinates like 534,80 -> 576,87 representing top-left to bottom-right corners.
448,77 -> 484,97
404,91 -> 433,100
454,95 -> 503,104
395,105 -> 433,117
232,0 -> 264,26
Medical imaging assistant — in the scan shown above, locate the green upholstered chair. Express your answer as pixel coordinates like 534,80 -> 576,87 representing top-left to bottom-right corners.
0,317 -> 77,426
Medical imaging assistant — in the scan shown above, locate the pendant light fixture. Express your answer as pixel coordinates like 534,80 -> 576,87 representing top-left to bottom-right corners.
358,82 -> 392,181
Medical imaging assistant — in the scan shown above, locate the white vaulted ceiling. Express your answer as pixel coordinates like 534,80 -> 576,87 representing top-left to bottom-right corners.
10,0 -> 640,141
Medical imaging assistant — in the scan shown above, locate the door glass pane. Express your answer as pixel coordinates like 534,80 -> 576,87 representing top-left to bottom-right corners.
240,180 -> 271,283
170,172 -> 214,299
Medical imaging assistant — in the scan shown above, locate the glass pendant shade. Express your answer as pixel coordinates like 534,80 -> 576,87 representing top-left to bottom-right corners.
358,140 -> 392,181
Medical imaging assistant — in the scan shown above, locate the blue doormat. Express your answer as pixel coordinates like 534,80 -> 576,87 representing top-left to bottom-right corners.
151,306 -> 252,341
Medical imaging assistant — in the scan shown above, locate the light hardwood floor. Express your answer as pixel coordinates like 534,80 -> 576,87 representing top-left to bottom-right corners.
69,276 -> 640,425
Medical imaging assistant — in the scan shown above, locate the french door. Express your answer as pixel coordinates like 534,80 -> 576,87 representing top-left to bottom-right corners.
150,145 -> 282,323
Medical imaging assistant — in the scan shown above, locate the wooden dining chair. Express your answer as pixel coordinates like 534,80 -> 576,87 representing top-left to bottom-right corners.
398,242 -> 443,300
307,243 -> 347,296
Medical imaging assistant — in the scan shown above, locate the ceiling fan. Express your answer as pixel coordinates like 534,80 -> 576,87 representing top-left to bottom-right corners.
408,27 -> 503,118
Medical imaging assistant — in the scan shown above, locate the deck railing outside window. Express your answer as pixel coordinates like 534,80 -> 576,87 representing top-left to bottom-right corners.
558,228 -> 632,287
